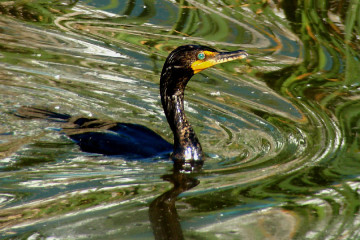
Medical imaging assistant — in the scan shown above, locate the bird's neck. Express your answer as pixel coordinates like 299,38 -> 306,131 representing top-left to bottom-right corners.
160,71 -> 203,162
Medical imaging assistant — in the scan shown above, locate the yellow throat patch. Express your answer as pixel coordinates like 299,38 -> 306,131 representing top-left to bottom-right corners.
191,51 -> 218,74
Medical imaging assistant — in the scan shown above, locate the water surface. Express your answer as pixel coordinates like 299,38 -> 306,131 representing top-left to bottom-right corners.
1,0 -> 360,239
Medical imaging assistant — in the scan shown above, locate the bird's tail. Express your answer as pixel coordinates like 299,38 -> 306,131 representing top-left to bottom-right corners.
15,106 -> 71,122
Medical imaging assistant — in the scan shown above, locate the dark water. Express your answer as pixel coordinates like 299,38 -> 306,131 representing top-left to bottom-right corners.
1,0 -> 360,239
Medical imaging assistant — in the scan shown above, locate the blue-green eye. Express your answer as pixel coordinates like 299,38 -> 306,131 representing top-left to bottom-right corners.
197,52 -> 205,60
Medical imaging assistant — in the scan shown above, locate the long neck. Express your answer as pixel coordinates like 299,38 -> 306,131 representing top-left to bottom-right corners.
160,69 -> 203,162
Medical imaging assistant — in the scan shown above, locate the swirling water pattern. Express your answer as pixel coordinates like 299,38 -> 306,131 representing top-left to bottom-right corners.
0,0 -> 359,239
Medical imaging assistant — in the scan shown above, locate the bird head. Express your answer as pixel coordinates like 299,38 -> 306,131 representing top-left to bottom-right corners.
161,45 -> 248,77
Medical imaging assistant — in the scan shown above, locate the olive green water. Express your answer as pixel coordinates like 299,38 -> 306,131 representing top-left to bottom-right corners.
0,0 -> 360,239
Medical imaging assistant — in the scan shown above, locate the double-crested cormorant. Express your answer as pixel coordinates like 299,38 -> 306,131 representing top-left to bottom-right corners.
17,45 -> 248,167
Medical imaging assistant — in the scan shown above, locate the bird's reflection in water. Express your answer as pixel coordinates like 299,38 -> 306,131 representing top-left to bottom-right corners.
149,166 -> 200,240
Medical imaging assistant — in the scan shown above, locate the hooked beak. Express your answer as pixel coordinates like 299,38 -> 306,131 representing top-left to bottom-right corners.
191,50 -> 248,74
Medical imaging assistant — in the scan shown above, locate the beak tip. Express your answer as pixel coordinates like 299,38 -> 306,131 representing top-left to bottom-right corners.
241,50 -> 249,57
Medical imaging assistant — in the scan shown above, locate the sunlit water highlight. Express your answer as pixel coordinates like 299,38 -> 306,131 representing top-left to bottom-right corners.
1,0 -> 360,239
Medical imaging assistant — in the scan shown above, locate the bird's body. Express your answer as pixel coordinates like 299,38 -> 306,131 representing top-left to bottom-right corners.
17,45 -> 248,168
64,120 -> 173,159
16,107 -> 173,159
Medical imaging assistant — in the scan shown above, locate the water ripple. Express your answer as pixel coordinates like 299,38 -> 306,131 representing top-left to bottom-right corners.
0,0 -> 359,239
